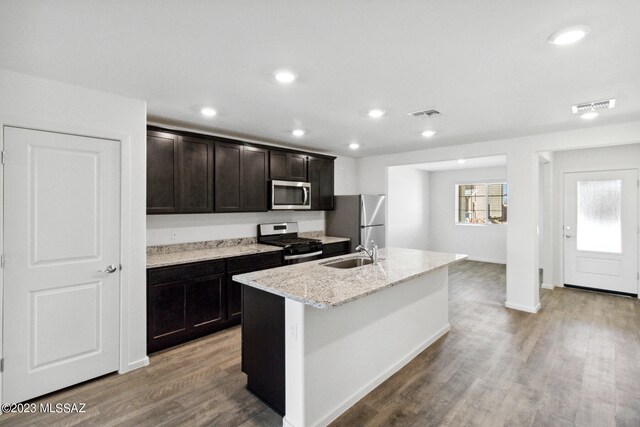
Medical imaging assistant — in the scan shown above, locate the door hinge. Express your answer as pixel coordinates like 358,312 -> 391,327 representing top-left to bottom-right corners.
0,254 -> 4,268
0,358 -> 4,372
0,151 -> 5,165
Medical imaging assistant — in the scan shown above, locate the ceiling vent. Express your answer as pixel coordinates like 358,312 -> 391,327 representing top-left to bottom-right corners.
408,108 -> 441,118
571,99 -> 616,114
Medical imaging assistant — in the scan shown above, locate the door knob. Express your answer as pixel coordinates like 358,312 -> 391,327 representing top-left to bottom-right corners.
565,234 -> 573,238
98,264 -> 118,273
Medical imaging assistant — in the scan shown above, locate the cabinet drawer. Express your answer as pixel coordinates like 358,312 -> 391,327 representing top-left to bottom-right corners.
148,260 -> 225,285
322,241 -> 349,257
227,252 -> 283,273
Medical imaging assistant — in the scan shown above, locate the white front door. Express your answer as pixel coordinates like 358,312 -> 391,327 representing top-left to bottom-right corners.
3,126 -> 121,403
563,169 -> 638,295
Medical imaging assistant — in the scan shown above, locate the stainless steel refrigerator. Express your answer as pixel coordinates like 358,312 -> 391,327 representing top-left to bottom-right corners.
326,194 -> 386,253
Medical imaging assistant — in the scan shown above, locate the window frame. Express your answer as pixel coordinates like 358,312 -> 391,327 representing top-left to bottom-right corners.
454,180 -> 508,226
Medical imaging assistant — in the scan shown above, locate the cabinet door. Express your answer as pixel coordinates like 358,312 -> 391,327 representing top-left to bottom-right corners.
322,241 -> 349,258
179,136 -> 214,213
147,131 -> 179,214
215,142 -> 242,212
188,274 -> 225,334
269,151 -> 288,180
308,156 -> 335,210
289,153 -> 308,181
228,252 -> 283,323
242,146 -> 268,211
147,281 -> 187,352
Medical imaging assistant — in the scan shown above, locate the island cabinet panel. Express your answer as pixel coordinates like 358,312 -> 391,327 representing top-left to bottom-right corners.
147,260 -> 226,353
147,130 -> 214,214
227,252 -> 283,324
322,241 -> 349,258
241,285 -> 286,415
308,156 -> 335,210
269,150 -> 308,181
147,131 -> 180,214
215,143 -> 269,212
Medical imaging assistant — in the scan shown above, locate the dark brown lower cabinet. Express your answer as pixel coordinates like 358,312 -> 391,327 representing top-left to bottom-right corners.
147,260 -> 226,353
147,252 -> 283,353
227,252 -> 283,324
322,241 -> 350,258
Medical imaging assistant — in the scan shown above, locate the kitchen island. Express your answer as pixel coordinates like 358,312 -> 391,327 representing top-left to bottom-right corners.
233,248 -> 466,427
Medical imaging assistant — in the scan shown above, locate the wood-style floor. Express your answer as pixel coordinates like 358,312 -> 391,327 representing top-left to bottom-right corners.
2,261 -> 639,426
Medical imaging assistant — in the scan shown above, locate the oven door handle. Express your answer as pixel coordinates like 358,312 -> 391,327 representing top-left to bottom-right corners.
284,250 -> 323,261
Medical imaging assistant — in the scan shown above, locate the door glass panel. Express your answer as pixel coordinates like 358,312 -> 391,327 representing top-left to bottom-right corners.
577,179 -> 622,253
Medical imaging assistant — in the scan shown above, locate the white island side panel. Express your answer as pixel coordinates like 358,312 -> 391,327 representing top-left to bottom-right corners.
284,266 -> 449,427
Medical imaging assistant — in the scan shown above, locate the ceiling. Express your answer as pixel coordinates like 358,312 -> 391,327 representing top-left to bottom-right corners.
411,155 -> 507,172
1,1 -> 639,158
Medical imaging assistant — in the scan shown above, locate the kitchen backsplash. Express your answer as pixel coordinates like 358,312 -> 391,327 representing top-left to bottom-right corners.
146,211 -> 325,246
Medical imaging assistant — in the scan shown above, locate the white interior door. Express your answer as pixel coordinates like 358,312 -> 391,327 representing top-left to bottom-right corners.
3,126 -> 121,403
563,169 -> 638,295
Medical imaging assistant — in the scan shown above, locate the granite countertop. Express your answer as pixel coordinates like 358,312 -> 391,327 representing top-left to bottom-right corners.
146,234 -> 350,268
147,244 -> 282,268
315,236 -> 350,244
233,248 -> 467,309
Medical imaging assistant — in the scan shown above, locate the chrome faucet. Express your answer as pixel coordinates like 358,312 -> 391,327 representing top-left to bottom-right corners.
356,240 -> 378,265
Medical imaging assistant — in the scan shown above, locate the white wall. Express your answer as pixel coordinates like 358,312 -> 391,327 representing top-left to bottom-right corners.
334,156 -> 358,195
429,166 -> 507,263
356,120 -> 640,312
387,167 -> 430,250
147,155 -> 357,246
552,143 -> 640,287
0,69 -> 148,374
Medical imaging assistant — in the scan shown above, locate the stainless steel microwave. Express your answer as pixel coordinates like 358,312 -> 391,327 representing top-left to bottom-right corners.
271,180 -> 311,210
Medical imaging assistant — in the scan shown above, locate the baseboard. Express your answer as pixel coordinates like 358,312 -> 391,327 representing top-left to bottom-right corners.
305,323 -> 451,427
505,301 -> 541,313
541,283 -> 555,290
120,356 -> 150,373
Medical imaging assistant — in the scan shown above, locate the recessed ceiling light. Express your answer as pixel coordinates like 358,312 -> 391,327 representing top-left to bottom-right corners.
457,159 -> 466,164
292,129 -> 305,137
422,130 -> 437,138
201,107 -> 217,117
349,143 -> 360,150
274,70 -> 297,84
367,109 -> 386,118
548,25 -> 590,45
580,111 -> 599,120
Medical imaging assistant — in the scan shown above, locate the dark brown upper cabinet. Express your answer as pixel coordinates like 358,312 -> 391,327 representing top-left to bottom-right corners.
215,143 -> 268,212
147,126 -> 335,214
180,136 -> 214,213
147,131 -> 180,214
147,131 -> 214,214
308,156 -> 335,210
269,150 -> 308,181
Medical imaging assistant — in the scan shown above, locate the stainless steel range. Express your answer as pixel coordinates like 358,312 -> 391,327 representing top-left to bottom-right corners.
258,222 -> 323,265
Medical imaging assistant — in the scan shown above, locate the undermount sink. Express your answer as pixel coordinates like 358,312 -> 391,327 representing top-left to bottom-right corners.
323,258 -> 373,269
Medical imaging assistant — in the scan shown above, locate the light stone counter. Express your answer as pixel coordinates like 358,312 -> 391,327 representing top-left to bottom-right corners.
147,244 -> 281,268
314,235 -> 350,245
233,247 -> 467,308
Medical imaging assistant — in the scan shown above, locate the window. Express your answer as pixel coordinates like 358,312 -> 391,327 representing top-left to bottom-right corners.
456,182 -> 507,224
